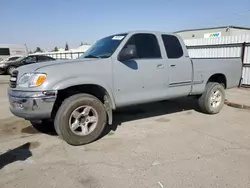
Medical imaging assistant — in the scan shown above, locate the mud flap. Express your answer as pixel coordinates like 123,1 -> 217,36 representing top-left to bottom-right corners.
104,95 -> 113,125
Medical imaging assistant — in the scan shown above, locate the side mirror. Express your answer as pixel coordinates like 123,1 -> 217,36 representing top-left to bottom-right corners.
118,45 -> 137,61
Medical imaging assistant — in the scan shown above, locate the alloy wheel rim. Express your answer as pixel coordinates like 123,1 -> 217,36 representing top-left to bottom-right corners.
69,105 -> 98,136
210,90 -> 222,108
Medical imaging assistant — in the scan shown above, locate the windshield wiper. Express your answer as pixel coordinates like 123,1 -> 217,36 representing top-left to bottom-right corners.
84,54 -> 100,58
98,55 -> 110,58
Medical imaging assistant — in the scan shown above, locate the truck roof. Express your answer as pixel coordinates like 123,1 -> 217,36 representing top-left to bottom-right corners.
115,30 -> 177,36
106,31 -> 179,40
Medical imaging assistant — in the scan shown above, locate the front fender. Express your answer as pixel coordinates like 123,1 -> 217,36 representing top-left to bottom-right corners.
52,76 -> 116,109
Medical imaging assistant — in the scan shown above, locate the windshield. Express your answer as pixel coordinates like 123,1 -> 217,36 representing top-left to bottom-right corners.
79,34 -> 127,59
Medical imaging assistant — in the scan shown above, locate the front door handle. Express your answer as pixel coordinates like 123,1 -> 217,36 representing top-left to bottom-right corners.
170,64 -> 176,67
157,64 -> 164,69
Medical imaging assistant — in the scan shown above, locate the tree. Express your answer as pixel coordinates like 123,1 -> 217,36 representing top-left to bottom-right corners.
34,47 -> 42,53
65,43 -> 69,51
80,41 -> 83,46
53,46 -> 59,52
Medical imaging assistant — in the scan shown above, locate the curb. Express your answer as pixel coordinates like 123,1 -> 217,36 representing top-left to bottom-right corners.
225,99 -> 250,110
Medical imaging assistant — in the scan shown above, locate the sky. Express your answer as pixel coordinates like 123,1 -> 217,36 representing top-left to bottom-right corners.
1,0 -> 250,51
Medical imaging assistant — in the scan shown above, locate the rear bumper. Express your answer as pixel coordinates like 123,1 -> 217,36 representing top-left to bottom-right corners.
8,89 -> 57,120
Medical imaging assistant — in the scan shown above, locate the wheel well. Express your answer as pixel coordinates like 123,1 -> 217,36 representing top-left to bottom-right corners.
7,65 -> 16,72
51,84 -> 112,119
207,74 -> 227,88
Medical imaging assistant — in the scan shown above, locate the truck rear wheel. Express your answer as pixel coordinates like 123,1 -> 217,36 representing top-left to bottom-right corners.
54,93 -> 107,145
198,82 -> 225,114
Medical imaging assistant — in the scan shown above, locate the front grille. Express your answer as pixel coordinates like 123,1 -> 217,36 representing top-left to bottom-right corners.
9,70 -> 18,88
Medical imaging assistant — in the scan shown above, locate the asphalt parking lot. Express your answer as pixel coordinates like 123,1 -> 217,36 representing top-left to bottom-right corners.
0,75 -> 250,188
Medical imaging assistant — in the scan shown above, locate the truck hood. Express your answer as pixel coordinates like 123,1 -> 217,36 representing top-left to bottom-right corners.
16,58 -> 97,76
14,57 -> 112,92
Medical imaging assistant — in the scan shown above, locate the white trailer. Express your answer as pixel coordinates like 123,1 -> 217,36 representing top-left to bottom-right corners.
0,44 -> 28,61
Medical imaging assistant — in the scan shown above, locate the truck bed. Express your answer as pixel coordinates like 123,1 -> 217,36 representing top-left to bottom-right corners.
190,57 -> 242,94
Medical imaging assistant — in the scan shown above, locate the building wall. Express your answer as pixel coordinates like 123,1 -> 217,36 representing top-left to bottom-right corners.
231,28 -> 250,36
176,27 -> 250,40
176,28 -> 229,39
183,34 -> 250,86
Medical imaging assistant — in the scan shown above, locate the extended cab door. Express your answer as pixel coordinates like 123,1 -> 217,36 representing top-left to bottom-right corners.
113,33 -> 168,107
161,34 -> 193,98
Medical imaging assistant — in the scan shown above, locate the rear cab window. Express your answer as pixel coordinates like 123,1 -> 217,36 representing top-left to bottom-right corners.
161,35 -> 183,58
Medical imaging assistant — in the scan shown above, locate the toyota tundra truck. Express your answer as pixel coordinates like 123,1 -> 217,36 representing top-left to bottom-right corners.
8,31 -> 242,145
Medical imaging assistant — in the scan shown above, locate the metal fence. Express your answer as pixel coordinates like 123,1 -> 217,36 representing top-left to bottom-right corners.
45,52 -> 84,59
30,51 -> 84,60
184,35 -> 250,86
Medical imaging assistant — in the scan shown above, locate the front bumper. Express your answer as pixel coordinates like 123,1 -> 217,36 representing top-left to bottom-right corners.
0,67 -> 6,73
8,89 -> 57,120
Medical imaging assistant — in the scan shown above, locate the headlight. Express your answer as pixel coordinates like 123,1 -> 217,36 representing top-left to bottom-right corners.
18,73 -> 47,88
0,64 -> 6,68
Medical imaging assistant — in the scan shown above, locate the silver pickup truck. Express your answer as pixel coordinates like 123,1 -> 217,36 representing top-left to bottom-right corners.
8,31 -> 242,145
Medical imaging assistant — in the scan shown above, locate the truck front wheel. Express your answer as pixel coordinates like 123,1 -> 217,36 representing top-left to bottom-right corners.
54,93 -> 107,145
198,82 -> 225,114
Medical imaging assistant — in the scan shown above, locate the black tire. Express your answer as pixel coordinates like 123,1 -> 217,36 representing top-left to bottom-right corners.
7,66 -> 16,75
198,82 -> 225,114
54,93 -> 107,146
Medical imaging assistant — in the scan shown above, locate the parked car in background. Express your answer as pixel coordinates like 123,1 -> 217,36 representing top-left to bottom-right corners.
0,55 -> 55,75
0,44 -> 28,60
0,55 -> 24,63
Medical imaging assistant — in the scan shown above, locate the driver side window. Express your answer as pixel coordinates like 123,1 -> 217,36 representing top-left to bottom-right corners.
123,33 -> 162,59
23,56 -> 37,63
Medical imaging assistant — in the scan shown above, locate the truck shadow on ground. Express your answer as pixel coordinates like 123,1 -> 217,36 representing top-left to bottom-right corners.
21,97 -> 200,140
0,142 -> 32,170
21,121 -> 57,136
100,97 -> 200,139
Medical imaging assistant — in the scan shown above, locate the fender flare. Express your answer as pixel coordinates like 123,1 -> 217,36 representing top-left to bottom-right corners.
52,76 -> 116,110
